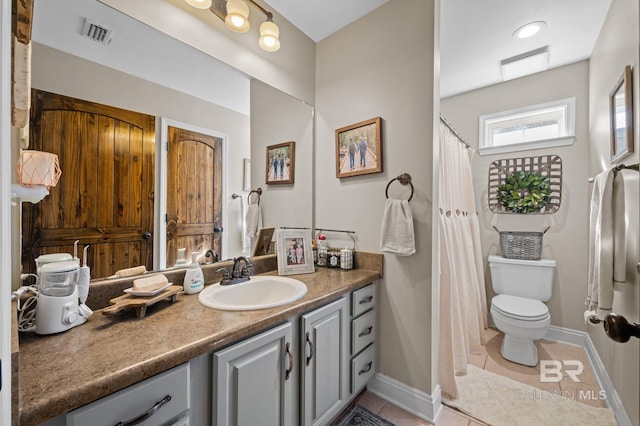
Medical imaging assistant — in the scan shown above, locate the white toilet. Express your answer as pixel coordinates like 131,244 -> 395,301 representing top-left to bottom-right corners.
488,255 -> 556,367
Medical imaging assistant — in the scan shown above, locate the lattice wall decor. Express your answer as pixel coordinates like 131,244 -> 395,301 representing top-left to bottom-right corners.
488,155 -> 562,214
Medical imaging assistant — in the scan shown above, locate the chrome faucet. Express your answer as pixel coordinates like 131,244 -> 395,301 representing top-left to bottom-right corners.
217,257 -> 254,285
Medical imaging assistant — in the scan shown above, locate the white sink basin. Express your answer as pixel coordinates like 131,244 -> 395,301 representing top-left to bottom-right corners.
198,276 -> 308,311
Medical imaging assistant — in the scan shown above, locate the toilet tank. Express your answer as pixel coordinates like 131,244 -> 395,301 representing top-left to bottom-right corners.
488,255 -> 556,301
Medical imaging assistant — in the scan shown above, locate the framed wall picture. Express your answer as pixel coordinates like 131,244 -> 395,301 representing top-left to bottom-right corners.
266,141 -> 295,184
253,227 -> 275,257
610,65 -> 634,163
335,117 -> 382,178
276,229 -> 314,275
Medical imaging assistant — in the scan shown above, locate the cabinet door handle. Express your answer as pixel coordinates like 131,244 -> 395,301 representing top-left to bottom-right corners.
358,362 -> 373,375
305,332 -> 314,366
359,295 -> 373,305
114,394 -> 172,426
358,326 -> 373,337
285,342 -> 294,380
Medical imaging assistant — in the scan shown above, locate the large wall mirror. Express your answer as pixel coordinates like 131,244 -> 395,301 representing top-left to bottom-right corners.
20,0 -> 314,280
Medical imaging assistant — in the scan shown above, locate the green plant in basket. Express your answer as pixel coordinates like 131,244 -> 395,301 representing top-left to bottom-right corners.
496,170 -> 551,213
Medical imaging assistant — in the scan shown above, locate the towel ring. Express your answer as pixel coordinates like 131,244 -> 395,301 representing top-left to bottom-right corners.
385,173 -> 414,202
248,187 -> 262,205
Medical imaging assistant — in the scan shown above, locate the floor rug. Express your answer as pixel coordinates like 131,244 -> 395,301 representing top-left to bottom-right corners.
335,404 -> 395,426
442,365 -> 616,426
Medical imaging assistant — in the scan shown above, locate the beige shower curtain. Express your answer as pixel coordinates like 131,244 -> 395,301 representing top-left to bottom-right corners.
438,121 -> 488,399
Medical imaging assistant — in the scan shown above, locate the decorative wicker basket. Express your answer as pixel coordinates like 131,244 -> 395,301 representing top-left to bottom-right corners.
493,226 -> 549,260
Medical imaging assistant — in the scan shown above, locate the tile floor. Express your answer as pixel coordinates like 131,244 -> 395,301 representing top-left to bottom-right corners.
350,328 -> 605,425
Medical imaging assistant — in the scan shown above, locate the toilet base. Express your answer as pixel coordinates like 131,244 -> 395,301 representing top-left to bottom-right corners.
500,334 -> 539,367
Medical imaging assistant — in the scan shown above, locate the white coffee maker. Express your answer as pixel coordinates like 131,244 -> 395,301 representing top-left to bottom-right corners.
35,259 -> 92,335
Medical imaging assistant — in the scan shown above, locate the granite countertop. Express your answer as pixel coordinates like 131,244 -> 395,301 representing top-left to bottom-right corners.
17,261 -> 382,426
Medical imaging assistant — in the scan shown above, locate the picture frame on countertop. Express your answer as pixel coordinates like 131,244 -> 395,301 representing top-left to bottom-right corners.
610,65 -> 634,163
276,228 -> 314,275
266,141 -> 295,184
335,117 -> 382,178
253,227 -> 275,257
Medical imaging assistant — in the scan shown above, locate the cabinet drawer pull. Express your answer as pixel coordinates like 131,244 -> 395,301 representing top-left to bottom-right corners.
358,362 -> 373,375
359,295 -> 373,305
358,326 -> 373,337
285,342 -> 294,380
114,394 -> 172,426
305,332 -> 314,366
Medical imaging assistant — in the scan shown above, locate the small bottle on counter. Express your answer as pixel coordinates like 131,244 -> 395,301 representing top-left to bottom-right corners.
183,252 -> 204,294
317,233 -> 327,267
327,248 -> 341,269
340,247 -> 353,270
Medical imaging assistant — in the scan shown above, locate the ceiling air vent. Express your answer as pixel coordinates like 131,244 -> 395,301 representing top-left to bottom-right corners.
80,18 -> 113,45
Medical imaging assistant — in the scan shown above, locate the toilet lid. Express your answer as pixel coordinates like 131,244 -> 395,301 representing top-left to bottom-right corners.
492,294 -> 549,320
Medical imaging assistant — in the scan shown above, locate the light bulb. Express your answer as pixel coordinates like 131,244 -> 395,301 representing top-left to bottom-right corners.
225,0 -> 250,33
259,19 -> 280,52
230,14 -> 245,28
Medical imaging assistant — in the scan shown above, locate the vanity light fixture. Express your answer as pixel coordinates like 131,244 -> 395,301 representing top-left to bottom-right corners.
513,21 -> 546,39
186,0 -> 280,52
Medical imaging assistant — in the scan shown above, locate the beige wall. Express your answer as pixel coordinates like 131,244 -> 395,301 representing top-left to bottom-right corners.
250,79 -> 314,231
441,61 -> 591,332
588,0 -> 640,423
316,0 -> 438,394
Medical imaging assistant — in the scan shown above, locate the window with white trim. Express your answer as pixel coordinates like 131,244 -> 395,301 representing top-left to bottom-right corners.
478,97 -> 576,155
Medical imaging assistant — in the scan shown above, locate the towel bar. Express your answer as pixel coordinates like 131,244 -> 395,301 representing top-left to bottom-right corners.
385,173 -> 414,201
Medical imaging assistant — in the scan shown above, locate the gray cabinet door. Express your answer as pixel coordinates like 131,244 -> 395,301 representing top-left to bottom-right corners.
213,321 -> 293,426
301,297 -> 348,426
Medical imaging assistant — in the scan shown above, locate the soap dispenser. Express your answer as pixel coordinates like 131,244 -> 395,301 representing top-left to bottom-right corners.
183,252 -> 204,294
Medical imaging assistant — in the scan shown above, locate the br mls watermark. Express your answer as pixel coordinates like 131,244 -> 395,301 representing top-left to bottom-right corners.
516,360 -> 607,401
540,360 -> 583,383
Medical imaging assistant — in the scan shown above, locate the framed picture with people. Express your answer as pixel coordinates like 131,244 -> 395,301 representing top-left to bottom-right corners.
266,141 -> 295,184
276,228 -> 314,275
335,117 -> 383,178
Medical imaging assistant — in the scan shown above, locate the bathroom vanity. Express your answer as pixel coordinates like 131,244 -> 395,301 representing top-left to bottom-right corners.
16,257 -> 382,426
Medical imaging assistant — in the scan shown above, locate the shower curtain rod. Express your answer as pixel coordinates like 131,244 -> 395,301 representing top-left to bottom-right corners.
440,116 -> 470,148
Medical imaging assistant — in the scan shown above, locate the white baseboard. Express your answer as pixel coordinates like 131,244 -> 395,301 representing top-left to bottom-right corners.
544,325 -> 632,426
366,373 -> 442,424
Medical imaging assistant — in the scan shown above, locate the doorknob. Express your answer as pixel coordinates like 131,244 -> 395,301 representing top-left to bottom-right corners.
142,232 -> 152,240
213,227 -> 223,233
603,313 -> 640,343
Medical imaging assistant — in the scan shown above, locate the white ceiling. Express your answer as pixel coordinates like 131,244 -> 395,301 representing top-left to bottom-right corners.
265,0 -> 612,98
264,0 -> 389,42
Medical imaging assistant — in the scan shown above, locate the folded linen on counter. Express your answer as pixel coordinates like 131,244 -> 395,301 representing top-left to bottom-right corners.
587,168 -> 615,319
245,202 -> 263,239
379,198 -> 415,256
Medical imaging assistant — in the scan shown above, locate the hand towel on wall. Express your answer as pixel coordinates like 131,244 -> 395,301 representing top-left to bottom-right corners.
379,198 -> 415,256
587,168 -> 615,319
245,202 -> 262,239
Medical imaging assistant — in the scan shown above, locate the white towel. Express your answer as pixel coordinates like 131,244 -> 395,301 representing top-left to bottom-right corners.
379,199 -> 415,256
587,168 -> 615,319
245,202 -> 262,239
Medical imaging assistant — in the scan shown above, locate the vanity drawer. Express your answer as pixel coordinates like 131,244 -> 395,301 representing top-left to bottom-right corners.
352,284 -> 376,317
351,309 -> 375,356
67,363 -> 190,426
351,343 -> 375,394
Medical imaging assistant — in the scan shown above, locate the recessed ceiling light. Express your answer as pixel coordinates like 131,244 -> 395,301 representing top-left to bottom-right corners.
513,21 -> 547,39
